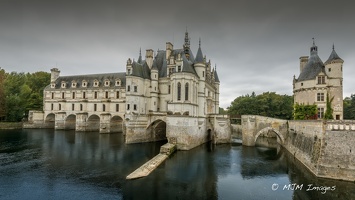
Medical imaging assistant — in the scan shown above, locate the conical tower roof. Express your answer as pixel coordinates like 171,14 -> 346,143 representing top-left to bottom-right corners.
325,44 -> 344,64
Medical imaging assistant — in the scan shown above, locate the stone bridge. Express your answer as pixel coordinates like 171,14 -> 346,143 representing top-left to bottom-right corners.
241,115 -> 355,182
241,115 -> 288,146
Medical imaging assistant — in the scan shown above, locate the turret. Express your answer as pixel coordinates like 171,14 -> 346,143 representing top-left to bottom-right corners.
50,68 -> 60,82
150,60 -> 159,111
194,38 -> 206,80
325,44 -> 344,79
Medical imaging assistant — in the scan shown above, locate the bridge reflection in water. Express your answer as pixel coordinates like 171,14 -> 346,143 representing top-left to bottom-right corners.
0,129 -> 353,200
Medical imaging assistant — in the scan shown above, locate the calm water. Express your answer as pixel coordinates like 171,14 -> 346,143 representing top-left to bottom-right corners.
0,129 -> 354,200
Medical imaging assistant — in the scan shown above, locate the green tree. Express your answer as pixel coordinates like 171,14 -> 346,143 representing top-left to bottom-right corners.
228,92 -> 294,120
0,68 -> 5,120
293,103 -> 317,120
324,94 -> 334,119
344,94 -> 355,119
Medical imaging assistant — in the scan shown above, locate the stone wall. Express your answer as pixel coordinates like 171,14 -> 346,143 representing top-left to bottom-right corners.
286,120 -> 355,182
0,122 -> 23,129
211,115 -> 231,144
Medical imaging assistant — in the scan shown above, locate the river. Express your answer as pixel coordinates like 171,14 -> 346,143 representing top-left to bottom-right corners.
0,129 -> 354,200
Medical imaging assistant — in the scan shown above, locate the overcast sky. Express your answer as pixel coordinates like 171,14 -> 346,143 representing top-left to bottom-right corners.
1,0 -> 355,108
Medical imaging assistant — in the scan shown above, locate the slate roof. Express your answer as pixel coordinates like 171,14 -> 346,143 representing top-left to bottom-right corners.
195,45 -> 204,63
297,44 -> 325,82
214,68 -> 220,82
46,72 -> 126,90
182,53 -> 198,76
325,46 -> 343,65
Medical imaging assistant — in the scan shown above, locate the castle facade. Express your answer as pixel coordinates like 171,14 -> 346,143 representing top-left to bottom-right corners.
293,40 -> 344,119
27,31 -> 231,150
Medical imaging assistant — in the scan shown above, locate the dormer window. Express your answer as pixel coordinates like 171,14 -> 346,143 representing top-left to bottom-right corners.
71,81 -> 77,88
115,79 -> 121,86
317,76 -> 325,84
104,79 -> 110,87
61,81 -> 66,88
82,80 -> 87,87
51,83 -> 56,88
93,80 -> 99,87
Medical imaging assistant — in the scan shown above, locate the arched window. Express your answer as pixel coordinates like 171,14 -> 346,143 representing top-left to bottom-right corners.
177,82 -> 181,101
185,83 -> 189,101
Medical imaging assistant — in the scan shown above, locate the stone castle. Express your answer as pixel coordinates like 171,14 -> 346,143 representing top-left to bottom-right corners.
293,39 -> 344,119
27,31 -> 231,150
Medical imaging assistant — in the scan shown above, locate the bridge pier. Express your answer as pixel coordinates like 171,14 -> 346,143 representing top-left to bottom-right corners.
55,112 -> 66,130
100,113 -> 111,133
76,112 -> 88,131
241,115 -> 257,146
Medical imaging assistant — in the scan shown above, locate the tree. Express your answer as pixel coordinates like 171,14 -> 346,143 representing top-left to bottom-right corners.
344,94 -> 355,119
324,94 -> 334,120
293,103 -> 317,120
0,68 -> 5,120
228,92 -> 294,120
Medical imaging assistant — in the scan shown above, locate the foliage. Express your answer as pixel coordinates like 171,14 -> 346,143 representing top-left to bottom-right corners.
344,94 -> 355,119
293,103 -> 317,120
219,107 -> 228,115
0,69 -> 5,119
324,94 -> 334,120
1,69 -> 50,122
228,92 -> 294,120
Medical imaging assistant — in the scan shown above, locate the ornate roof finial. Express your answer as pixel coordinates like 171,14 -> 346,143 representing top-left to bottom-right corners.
199,37 -> 201,48
312,37 -> 315,46
332,43 -> 335,50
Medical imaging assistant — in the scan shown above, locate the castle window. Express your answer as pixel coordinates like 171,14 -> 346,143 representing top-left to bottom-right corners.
155,74 -> 157,78
72,104 -> 74,111
177,82 -> 181,101
94,80 -> 99,87
103,104 -> 106,112
72,92 -> 75,99
328,68 -> 331,72
155,87 -> 156,91
116,104 -> 119,112
115,80 -> 120,86
72,82 -> 77,88
127,86 -> 130,92
105,91 -> 109,99
317,76 -> 325,84
340,80 -> 343,85
134,86 -> 137,92
127,104 -> 130,110
83,92 -> 86,99
301,83 -> 303,86
80,104 -> 83,111
94,104 -> 97,111
51,83 -> 55,88
168,85 -> 171,94
51,92 -> 54,99
116,91 -> 120,98
133,104 -> 137,111
185,83 -> 189,101
82,80 -> 87,87
127,69 -> 131,75
317,107 -> 324,119
94,91 -> 98,99
51,103 -> 53,111
177,66 -> 181,72
105,80 -> 110,87
317,93 -> 324,101
59,104 -> 62,110
61,81 -> 66,88
203,71 -> 205,77
62,92 -> 65,99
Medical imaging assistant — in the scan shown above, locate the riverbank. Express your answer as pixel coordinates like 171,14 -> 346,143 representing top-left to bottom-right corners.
0,122 -> 23,129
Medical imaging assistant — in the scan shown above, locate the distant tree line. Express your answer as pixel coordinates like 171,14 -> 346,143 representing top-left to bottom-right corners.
227,91 -> 355,120
0,68 -> 50,122
227,92 -> 294,120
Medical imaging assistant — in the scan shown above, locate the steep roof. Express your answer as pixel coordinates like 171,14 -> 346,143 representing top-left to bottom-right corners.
47,72 -> 126,90
297,43 -> 325,81
195,45 -> 204,63
214,68 -> 220,82
181,53 -> 198,76
325,45 -> 343,65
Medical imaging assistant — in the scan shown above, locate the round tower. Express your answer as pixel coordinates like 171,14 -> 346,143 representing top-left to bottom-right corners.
150,61 -> 159,112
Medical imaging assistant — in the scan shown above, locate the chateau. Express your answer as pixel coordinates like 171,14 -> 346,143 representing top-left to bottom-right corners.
293,39 -> 344,119
27,31 -> 231,150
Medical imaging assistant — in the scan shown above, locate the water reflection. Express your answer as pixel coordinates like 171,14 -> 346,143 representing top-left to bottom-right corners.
0,129 -> 354,200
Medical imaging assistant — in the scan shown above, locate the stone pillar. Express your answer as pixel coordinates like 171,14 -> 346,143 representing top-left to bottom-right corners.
100,113 -> 111,133
55,112 -> 66,130
76,112 -> 88,132
242,115 -> 257,146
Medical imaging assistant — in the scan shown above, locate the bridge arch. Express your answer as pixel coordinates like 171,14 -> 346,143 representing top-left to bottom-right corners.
147,119 -> 167,141
87,114 -> 100,131
65,114 -> 76,130
44,113 -> 55,128
110,115 -> 124,133
254,127 -> 285,145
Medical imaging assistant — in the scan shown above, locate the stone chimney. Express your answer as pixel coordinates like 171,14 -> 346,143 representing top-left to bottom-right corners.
166,42 -> 173,60
299,56 -> 308,73
50,68 -> 60,82
146,49 -> 154,68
